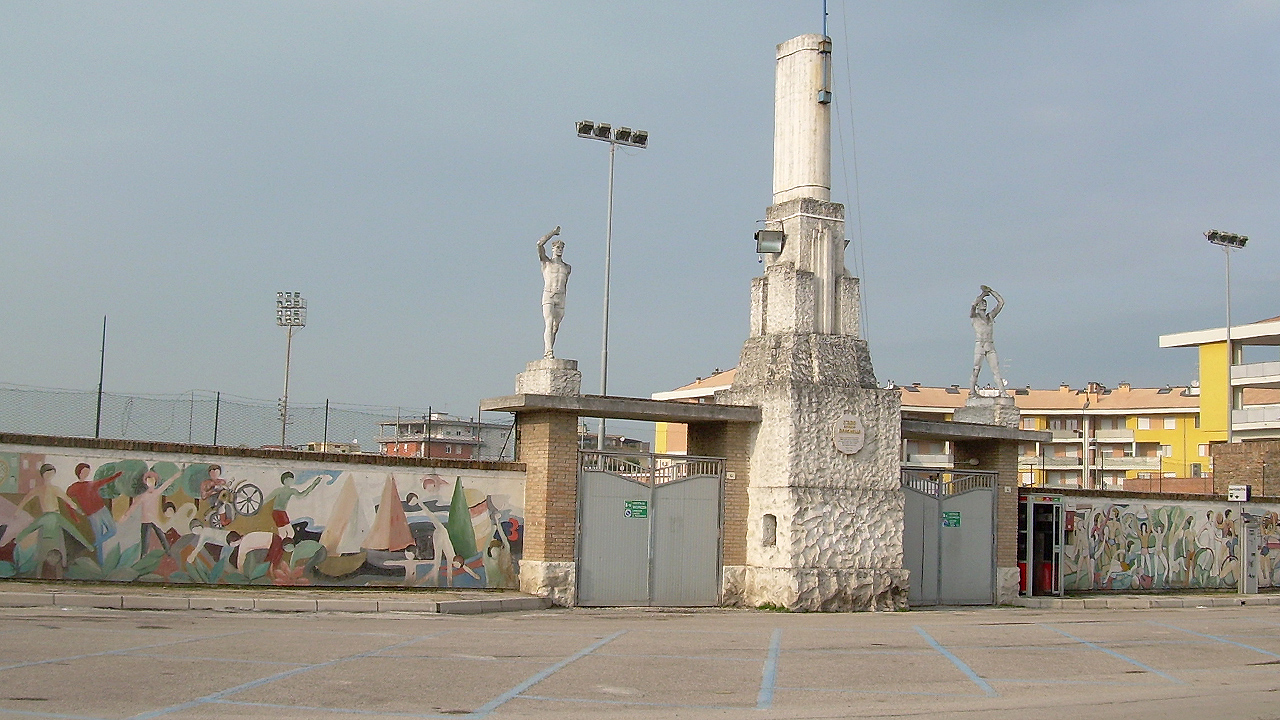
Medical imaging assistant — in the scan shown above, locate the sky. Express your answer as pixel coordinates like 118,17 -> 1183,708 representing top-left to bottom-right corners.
2,1 -> 1279,419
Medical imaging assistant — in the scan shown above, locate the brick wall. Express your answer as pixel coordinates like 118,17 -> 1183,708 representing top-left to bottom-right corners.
687,421 -> 753,566
514,411 -> 579,563
1211,440 -> 1280,496
954,438 -> 1020,567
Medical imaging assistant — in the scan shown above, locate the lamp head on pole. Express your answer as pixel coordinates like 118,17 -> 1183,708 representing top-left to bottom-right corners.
1206,230 -> 1248,249
276,291 -> 307,328
576,120 -> 649,149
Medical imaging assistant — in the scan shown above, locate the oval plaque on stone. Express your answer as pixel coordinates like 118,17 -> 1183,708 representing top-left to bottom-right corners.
834,414 -> 865,455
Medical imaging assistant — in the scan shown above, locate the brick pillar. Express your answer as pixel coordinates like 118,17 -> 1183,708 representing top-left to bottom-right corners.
513,410 -> 580,605
954,438 -> 1020,602
687,421 -> 753,567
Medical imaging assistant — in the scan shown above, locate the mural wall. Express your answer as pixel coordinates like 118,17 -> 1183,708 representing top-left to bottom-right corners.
0,444 -> 524,588
1062,497 -> 1280,591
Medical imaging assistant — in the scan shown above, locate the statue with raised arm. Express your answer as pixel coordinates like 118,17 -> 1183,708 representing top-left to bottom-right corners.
969,285 -> 1006,395
538,226 -> 570,358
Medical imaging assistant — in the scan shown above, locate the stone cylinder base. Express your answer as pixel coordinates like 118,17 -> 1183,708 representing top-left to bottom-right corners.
953,395 -> 1019,428
726,566 -> 909,612
996,566 -> 1021,605
517,560 -> 577,607
515,358 -> 582,396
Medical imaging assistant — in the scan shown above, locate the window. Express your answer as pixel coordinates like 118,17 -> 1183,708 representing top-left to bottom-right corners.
1021,417 -> 1037,430
1198,444 -> 1209,457
1137,472 -> 1153,479
1049,418 -> 1079,431
1137,417 -> 1151,430
1159,444 -> 1172,457
1190,463 -> 1203,478
1194,415 -> 1200,428
1164,417 -> 1176,430
1020,472 -> 1034,485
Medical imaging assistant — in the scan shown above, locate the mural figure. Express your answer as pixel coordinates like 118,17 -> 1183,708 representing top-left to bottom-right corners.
538,226 -> 570,358
969,285 -> 1006,394
263,471 -> 323,540
121,470 -> 180,553
14,464 -> 91,577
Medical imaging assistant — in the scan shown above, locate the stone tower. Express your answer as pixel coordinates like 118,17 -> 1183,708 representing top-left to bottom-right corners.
718,34 -> 906,611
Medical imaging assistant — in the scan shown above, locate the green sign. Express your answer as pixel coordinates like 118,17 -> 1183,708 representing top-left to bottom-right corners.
624,500 -> 649,518
942,511 -> 961,528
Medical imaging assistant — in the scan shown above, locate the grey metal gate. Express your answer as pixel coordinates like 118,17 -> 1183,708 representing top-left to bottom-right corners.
577,451 -> 723,607
902,468 -> 996,605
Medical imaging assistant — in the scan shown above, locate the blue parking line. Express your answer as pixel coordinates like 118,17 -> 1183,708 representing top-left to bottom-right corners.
914,626 -> 997,697
756,629 -> 782,709
1042,624 -> 1182,684
470,631 -> 625,717
0,708 -> 110,720
1150,621 -> 1280,659
128,633 -> 444,719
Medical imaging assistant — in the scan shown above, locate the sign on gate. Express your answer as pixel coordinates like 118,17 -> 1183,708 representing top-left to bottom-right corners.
624,500 -> 649,518
942,511 -> 961,527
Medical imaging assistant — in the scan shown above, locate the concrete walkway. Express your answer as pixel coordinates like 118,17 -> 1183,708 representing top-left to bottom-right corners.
0,581 -> 550,614
1012,591 -> 1280,609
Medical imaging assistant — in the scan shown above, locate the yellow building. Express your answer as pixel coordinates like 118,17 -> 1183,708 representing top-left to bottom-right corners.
1160,316 -> 1280,442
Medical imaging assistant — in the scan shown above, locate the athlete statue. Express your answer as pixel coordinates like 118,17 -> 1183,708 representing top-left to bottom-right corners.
538,227 -> 570,358
969,285 -> 1006,395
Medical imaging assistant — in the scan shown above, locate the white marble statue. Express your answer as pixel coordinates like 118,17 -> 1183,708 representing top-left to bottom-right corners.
538,226 -> 570,358
969,285 -> 1006,395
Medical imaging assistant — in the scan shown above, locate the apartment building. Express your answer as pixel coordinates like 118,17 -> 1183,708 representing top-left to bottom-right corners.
375,413 -> 514,461
653,373 -> 1215,491
1160,316 -> 1280,441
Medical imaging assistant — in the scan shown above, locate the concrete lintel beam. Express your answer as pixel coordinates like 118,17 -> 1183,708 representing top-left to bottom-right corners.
902,419 -> 1050,443
480,394 -> 761,424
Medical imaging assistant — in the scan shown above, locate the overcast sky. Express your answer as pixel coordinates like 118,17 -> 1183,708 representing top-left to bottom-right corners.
2,2 -> 1278,416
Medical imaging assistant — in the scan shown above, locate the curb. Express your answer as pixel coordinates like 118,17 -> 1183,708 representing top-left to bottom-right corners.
0,590 -> 552,615
1012,594 -> 1280,609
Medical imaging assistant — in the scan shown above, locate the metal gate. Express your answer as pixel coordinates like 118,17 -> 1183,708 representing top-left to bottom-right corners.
902,468 -> 996,605
577,451 -> 723,607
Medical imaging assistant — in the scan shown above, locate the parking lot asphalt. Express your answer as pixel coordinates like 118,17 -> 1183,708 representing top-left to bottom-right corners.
0,604 -> 1278,720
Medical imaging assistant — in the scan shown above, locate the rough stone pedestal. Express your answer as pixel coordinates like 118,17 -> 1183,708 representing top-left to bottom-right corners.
953,394 -> 1019,428
517,560 -> 577,607
515,358 -> 582,396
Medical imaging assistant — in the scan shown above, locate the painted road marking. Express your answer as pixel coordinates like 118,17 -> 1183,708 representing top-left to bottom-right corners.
470,631 -> 626,717
1042,624 -> 1182,683
1150,621 -> 1280,659
756,628 -> 782,709
914,626 -> 998,697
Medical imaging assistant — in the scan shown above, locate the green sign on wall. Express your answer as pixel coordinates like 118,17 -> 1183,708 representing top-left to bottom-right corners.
624,500 -> 649,518
942,511 -> 961,528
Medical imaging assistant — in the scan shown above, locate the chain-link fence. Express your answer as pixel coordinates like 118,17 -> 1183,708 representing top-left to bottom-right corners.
0,383 -> 515,460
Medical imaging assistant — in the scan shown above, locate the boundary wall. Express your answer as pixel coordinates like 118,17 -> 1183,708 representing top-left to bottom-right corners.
0,434 -> 525,589
1046,487 -> 1280,592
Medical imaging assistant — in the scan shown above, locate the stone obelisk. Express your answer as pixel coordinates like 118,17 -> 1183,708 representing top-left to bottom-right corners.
718,34 -> 906,611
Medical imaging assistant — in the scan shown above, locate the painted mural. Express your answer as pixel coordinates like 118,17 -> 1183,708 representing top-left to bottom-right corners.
0,449 -> 524,588
1062,499 -> 1280,592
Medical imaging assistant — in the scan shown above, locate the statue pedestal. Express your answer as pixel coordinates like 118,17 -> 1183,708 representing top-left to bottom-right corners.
953,394 -> 1019,428
516,358 -> 582,396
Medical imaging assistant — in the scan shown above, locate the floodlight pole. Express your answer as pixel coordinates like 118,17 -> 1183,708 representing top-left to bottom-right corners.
598,142 -> 616,450
276,291 -> 307,449
1207,231 -> 1248,446
281,324 -> 294,448
577,120 -> 648,451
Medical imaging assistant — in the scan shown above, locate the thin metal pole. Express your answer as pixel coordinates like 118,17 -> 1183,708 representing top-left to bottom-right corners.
188,390 -> 194,443
212,391 -> 221,446
598,141 -> 616,451
323,399 -> 330,447
426,407 -> 433,458
1225,247 -> 1234,445
94,315 -> 106,438
281,325 -> 294,448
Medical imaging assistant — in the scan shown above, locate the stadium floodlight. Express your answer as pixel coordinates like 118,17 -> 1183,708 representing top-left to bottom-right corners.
276,291 -> 307,448
755,229 -> 786,254
576,120 -> 650,449
1205,231 -> 1248,445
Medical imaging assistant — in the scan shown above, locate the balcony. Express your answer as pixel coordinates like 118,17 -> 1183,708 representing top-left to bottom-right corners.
1095,456 -> 1161,471
1233,406 -> 1280,428
1094,429 -> 1135,442
1049,429 -> 1082,441
1034,456 -> 1083,468
1231,361 -> 1280,386
903,454 -> 952,468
